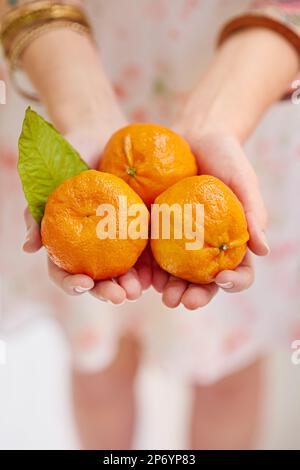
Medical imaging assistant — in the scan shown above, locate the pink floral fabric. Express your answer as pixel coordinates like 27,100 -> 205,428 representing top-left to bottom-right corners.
1,0 -> 300,383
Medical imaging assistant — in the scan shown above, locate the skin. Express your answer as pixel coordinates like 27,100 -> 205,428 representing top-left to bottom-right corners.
191,359 -> 264,449
1,0 -> 299,449
72,334 -> 140,450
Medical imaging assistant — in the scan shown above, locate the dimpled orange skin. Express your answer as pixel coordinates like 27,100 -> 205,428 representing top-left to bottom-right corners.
99,123 -> 197,206
151,175 -> 249,284
41,170 -> 149,280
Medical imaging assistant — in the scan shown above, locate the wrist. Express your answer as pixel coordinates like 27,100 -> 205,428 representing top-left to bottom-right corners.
177,27 -> 300,144
175,57 -> 248,142
49,96 -> 126,137
175,107 -> 241,146
22,28 -> 126,133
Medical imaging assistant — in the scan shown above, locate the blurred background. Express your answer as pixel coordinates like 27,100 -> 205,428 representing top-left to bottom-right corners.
0,314 -> 300,449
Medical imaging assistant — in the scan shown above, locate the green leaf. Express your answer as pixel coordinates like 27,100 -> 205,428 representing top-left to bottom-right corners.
18,107 -> 89,225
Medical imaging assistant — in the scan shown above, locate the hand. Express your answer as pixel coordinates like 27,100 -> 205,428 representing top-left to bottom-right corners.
23,121 -> 145,304
152,129 -> 269,310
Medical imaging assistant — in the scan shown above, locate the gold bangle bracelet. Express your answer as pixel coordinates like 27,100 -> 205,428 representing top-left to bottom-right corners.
0,2 -> 94,101
9,20 -> 93,102
0,2 -> 90,56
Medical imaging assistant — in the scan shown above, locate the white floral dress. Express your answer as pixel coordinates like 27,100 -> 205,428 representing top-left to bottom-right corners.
0,0 -> 300,384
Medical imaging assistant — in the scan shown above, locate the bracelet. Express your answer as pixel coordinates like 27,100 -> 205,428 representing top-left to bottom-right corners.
218,7 -> 300,56
1,2 -> 91,55
0,1 -> 93,101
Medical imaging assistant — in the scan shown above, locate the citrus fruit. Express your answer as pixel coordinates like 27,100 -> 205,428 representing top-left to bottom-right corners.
150,175 -> 249,284
41,170 -> 149,280
99,123 -> 197,205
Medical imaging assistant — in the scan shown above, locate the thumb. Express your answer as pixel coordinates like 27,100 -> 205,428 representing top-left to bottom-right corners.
223,141 -> 270,257
246,209 -> 270,257
233,170 -> 270,256
23,207 -> 42,253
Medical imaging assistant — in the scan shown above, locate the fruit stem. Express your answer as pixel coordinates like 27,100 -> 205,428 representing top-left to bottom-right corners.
219,244 -> 229,251
126,166 -> 137,177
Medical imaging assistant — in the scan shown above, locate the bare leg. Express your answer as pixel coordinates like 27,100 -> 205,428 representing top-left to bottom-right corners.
72,334 -> 140,450
190,359 -> 264,450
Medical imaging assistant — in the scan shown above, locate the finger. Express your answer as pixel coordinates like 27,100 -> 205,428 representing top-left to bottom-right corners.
135,248 -> 152,290
23,207 -> 42,253
91,280 -> 126,304
136,263 -> 152,290
229,159 -> 269,256
117,267 -> 142,301
152,261 -> 169,293
162,276 -> 188,308
181,283 -> 218,310
214,251 -> 254,293
48,258 -> 94,295
246,211 -> 270,256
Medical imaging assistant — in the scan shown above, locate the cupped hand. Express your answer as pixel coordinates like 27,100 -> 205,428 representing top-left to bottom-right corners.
23,122 -> 145,304
152,129 -> 269,310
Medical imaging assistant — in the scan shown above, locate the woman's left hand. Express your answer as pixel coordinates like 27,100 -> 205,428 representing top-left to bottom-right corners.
152,128 -> 269,310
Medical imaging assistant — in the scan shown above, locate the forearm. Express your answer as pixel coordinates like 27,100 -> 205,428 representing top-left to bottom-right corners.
178,27 -> 300,143
0,1 -> 125,134
21,29 -> 125,134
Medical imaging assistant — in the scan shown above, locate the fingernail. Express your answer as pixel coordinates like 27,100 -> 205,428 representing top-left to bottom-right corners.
261,232 -> 271,255
216,282 -> 234,289
74,286 -> 91,294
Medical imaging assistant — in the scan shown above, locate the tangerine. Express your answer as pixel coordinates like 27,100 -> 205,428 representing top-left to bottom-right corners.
41,170 -> 149,280
150,175 -> 249,284
99,123 -> 197,205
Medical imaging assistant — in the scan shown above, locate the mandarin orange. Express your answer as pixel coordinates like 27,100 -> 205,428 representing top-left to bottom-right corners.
41,170 -> 149,280
150,175 -> 249,284
99,123 -> 197,205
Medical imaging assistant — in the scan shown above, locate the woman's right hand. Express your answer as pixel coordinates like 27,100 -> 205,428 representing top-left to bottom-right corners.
18,25 -> 151,304
23,122 -> 145,305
